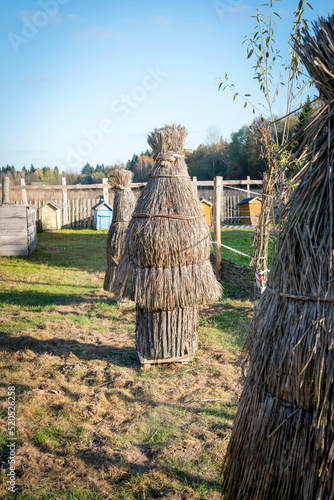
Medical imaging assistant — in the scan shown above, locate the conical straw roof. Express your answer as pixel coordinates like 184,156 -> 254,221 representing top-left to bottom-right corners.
222,14 -> 334,499
112,124 -> 221,310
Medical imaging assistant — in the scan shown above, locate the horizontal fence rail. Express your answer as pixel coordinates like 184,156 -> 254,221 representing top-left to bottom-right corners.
4,176 -> 263,229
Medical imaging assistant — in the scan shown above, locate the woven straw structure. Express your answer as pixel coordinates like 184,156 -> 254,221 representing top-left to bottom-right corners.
103,168 -> 136,291
222,15 -> 334,499
112,124 -> 222,310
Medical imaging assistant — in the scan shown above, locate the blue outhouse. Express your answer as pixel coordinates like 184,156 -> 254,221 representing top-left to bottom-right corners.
92,200 -> 113,230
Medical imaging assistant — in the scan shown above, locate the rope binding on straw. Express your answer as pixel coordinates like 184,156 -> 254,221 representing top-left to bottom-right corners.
154,152 -> 185,167
132,213 -> 205,220
113,184 -> 130,191
266,284 -> 334,302
149,174 -> 191,179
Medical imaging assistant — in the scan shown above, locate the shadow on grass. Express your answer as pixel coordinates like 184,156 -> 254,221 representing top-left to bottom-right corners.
0,290 -> 104,309
12,435 -> 221,497
0,278 -> 88,289
0,332 -> 138,368
28,230 -> 108,274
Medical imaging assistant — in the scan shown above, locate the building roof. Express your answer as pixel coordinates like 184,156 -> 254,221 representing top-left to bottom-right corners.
238,196 -> 261,206
92,200 -> 113,211
40,200 -> 62,211
200,197 -> 213,207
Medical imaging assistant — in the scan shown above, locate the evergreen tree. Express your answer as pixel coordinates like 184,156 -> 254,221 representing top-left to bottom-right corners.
295,95 -> 314,133
81,163 -> 94,175
293,96 -> 315,152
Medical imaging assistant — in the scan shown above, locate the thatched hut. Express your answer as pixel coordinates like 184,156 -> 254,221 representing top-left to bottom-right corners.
222,15 -> 334,499
103,168 -> 136,291
113,124 -> 221,364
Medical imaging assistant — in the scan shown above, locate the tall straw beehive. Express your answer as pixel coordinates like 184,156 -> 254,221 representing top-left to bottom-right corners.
104,168 -> 136,291
222,14 -> 334,499
112,124 -> 221,364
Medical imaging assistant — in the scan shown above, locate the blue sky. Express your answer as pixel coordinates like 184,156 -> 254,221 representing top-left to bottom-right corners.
0,0 -> 332,172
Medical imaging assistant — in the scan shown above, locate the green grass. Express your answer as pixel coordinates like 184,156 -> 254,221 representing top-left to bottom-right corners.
0,229 -> 108,312
211,228 -> 276,267
34,424 -> 88,449
0,229 -> 252,500
199,297 -> 252,351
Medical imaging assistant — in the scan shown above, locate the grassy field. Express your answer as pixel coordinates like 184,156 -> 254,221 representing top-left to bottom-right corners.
0,229 -> 254,500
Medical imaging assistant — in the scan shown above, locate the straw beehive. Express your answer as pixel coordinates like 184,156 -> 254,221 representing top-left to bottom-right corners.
113,124 -> 221,361
103,168 -> 136,291
222,15 -> 334,499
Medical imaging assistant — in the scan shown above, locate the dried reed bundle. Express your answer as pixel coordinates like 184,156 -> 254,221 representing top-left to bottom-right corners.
222,14 -> 334,499
113,124 -> 222,310
103,168 -> 136,291
112,124 -> 221,360
221,259 -> 255,293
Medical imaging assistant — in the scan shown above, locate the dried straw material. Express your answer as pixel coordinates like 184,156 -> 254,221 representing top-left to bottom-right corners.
222,15 -> 334,499
221,258 -> 255,294
103,168 -> 136,291
112,124 -> 222,310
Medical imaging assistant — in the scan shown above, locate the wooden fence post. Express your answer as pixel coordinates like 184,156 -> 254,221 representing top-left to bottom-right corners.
192,176 -> 198,197
103,177 -> 109,204
2,176 -> 10,204
214,176 -> 222,279
247,175 -> 251,197
21,177 -> 27,205
62,177 -> 69,228
221,176 -> 224,224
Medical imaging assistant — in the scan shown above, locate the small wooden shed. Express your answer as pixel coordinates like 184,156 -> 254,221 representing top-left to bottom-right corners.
92,200 -> 113,230
200,198 -> 213,226
40,201 -> 62,232
238,196 -> 262,225
0,205 -> 36,256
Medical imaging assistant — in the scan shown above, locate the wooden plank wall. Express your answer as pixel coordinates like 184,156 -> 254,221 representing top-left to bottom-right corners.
27,207 -> 36,253
222,196 -> 241,224
0,206 -> 29,256
14,196 -> 244,226
13,198 -> 101,229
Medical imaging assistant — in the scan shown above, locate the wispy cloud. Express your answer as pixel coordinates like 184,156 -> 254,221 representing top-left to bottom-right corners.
230,3 -> 253,15
150,15 -> 172,27
18,10 -> 83,25
72,27 -> 129,42
225,3 -> 253,19
66,14 -> 82,22
14,149 -> 52,154
24,77 -> 58,86
19,10 -> 39,22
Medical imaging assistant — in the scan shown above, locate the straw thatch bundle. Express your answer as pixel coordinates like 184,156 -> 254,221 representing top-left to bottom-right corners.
221,258 -> 255,294
113,125 -> 221,311
112,124 -> 221,359
222,14 -> 334,499
103,168 -> 136,291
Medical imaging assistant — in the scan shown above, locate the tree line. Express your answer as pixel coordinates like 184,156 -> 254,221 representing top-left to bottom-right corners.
1,97 -> 315,185
126,98 -> 314,182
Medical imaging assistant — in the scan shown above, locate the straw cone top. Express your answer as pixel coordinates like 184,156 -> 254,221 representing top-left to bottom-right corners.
112,124 -> 222,310
108,167 -> 133,190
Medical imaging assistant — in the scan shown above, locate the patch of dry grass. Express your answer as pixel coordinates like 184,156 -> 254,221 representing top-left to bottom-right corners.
0,230 -> 252,499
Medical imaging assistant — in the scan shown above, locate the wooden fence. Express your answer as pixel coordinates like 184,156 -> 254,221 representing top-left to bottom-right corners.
12,198 -> 102,229
6,176 -> 263,231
